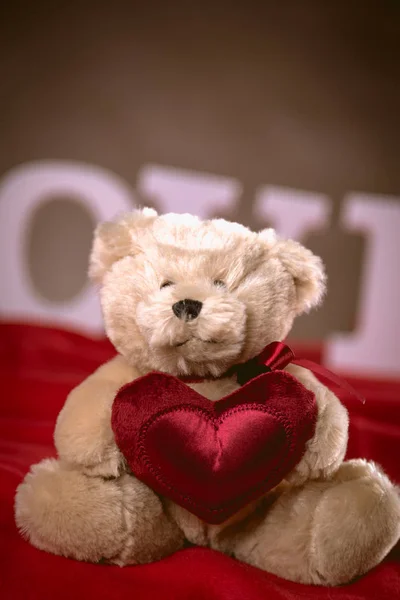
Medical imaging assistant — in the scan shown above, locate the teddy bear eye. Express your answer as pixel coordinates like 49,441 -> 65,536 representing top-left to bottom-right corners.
213,280 -> 225,288
160,281 -> 174,289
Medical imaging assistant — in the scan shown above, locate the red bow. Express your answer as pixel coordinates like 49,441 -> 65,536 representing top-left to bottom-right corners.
259,341 -> 365,404
181,341 -> 365,404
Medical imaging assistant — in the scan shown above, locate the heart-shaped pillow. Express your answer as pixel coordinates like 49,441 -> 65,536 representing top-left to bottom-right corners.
112,370 -> 317,524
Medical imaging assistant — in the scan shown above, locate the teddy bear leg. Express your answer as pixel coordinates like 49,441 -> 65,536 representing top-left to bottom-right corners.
15,458 -> 185,565
214,459 -> 400,585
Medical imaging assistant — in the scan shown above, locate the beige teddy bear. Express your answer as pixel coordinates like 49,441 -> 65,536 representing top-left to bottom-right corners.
15,208 -> 400,586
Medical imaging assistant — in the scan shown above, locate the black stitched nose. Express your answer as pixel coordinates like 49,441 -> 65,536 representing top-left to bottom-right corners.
172,299 -> 203,321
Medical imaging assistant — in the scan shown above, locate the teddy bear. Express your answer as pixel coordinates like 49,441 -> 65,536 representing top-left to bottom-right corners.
15,208 -> 400,586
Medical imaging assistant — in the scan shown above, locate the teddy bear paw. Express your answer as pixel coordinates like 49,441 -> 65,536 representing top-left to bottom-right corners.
310,459 -> 400,585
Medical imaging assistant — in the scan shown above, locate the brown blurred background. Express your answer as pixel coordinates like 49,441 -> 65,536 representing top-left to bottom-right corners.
0,1 -> 399,358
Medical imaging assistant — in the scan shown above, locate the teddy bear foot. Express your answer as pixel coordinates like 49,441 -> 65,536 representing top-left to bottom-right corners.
223,459 -> 400,585
309,459 -> 400,585
15,458 -> 185,564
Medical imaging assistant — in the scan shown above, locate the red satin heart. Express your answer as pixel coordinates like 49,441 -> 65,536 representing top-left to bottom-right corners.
112,370 -> 317,524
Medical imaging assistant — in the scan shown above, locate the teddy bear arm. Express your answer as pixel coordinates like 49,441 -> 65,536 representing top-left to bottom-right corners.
54,354 -> 138,477
284,364 -> 349,485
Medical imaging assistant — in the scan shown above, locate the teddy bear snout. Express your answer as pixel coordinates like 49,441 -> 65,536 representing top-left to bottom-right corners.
172,299 -> 203,321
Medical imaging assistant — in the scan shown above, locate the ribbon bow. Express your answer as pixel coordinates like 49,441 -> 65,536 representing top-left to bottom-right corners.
242,341 -> 365,404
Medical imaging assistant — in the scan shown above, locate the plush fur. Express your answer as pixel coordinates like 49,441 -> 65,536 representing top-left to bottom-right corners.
15,209 -> 400,585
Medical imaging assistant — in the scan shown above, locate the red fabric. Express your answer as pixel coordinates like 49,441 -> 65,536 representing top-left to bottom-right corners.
112,371 -> 316,523
1,321 -> 400,599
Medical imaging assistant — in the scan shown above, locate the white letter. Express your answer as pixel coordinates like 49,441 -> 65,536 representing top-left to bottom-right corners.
0,160 -> 134,334
254,185 -> 330,240
325,194 -> 400,377
137,164 -> 241,219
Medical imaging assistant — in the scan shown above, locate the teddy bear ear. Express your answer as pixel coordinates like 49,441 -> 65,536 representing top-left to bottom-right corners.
258,229 -> 326,314
274,238 -> 326,314
88,207 -> 158,283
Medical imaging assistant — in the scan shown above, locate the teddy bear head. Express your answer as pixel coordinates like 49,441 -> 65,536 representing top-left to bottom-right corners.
89,208 -> 325,377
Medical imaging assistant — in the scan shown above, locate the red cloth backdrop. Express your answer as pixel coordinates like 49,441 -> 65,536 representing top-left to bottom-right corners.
1,322 -> 399,599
